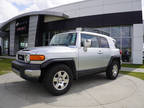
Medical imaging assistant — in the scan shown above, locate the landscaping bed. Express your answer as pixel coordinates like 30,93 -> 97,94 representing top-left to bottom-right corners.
120,71 -> 144,80
0,58 -> 14,75
122,63 -> 144,68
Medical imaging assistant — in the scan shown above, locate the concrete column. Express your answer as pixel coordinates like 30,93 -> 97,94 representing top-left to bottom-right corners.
28,15 -> 38,48
132,24 -> 143,64
0,37 -> 2,55
0,37 -> 2,46
9,21 -> 16,55
14,35 -> 19,53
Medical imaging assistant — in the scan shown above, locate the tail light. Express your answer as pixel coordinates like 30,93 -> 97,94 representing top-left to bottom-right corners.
120,50 -> 122,55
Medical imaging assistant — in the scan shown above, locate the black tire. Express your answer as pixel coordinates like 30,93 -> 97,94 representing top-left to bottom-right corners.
106,60 -> 120,80
44,64 -> 73,96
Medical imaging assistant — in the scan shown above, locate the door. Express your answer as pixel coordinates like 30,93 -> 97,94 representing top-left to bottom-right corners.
19,34 -> 28,50
78,33 -> 104,71
97,37 -> 111,67
3,37 -> 9,55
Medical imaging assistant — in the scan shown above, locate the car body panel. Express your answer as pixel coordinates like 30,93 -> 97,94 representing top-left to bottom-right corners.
13,31 -> 121,79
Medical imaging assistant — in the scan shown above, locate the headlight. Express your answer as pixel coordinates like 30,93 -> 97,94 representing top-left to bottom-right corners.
24,54 -> 30,63
30,55 -> 45,61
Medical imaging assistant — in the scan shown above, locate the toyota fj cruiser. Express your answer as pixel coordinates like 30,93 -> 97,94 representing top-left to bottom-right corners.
12,29 -> 121,95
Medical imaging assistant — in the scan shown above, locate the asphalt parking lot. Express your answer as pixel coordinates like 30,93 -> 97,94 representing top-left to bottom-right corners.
0,73 -> 144,108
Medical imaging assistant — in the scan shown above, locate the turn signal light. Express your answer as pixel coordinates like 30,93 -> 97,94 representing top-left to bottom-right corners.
30,55 -> 45,61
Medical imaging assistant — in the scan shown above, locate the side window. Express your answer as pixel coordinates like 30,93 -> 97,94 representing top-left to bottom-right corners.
113,40 -> 118,48
99,37 -> 109,48
81,34 -> 99,48
68,33 -> 77,45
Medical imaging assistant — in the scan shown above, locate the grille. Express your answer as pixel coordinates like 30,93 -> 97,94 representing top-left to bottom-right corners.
18,54 -> 24,61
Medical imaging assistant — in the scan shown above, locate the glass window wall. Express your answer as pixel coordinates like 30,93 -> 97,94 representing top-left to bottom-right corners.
3,37 -> 9,55
84,25 -> 132,62
18,34 -> 28,50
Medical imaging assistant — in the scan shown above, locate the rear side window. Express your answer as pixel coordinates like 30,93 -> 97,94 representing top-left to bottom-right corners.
81,34 -> 99,48
99,37 -> 109,48
113,40 -> 118,48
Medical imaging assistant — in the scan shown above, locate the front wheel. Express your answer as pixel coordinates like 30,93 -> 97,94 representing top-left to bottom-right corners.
44,64 -> 73,96
106,61 -> 120,80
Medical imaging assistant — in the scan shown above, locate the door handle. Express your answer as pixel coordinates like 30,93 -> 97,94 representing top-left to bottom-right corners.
98,51 -> 103,54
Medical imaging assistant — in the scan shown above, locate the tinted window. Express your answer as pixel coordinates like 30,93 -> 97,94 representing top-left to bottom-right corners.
81,34 -> 99,48
99,37 -> 109,48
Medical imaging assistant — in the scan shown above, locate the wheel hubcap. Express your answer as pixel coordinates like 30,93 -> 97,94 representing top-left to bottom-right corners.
112,64 -> 118,77
53,71 -> 69,90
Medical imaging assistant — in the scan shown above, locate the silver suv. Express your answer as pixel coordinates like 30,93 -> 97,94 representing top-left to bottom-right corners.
12,30 -> 121,95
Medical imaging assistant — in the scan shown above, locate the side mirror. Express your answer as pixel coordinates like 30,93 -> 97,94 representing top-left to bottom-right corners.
83,39 -> 92,51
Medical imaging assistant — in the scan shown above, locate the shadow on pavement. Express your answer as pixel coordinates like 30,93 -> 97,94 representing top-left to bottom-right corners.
0,73 -> 123,108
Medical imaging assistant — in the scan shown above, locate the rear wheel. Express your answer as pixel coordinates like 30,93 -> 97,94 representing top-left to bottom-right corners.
106,61 -> 120,80
44,64 -> 73,96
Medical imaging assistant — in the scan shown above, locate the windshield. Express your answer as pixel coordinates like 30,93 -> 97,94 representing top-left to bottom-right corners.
49,33 -> 77,46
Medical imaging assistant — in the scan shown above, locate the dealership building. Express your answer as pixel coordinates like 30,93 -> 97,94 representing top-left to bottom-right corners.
0,0 -> 143,64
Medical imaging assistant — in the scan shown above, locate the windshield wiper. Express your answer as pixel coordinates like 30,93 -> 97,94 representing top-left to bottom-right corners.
50,44 -> 68,46
50,44 -> 58,46
59,44 -> 68,46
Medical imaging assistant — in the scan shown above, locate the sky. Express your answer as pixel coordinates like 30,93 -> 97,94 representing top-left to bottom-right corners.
0,0 -> 84,23
0,0 -> 143,23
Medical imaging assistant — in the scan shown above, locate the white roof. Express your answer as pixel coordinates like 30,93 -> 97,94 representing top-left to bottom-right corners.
0,11 -> 68,29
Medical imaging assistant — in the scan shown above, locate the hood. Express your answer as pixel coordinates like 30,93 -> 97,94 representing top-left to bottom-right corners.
20,46 -> 77,54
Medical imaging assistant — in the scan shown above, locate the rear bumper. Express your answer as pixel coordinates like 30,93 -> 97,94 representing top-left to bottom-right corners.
12,60 -> 41,80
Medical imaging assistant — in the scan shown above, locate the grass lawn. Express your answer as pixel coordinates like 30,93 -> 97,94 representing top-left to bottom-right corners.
0,58 -> 14,75
121,60 -> 144,68
122,63 -> 144,68
120,71 -> 144,80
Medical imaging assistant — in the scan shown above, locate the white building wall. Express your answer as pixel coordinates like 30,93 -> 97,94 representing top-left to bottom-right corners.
48,0 -> 142,18
132,24 -> 143,64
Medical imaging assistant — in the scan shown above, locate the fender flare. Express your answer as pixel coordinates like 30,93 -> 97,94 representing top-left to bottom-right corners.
107,56 -> 121,69
41,58 -> 77,79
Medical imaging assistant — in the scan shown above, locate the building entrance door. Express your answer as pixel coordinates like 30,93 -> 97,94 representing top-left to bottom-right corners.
3,37 -> 9,55
19,34 -> 28,50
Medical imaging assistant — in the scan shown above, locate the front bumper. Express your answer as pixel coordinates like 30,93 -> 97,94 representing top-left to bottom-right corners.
12,60 -> 41,80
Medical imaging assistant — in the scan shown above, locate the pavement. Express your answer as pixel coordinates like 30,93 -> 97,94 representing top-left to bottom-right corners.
0,72 -> 144,108
0,56 -> 15,59
121,67 -> 144,73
